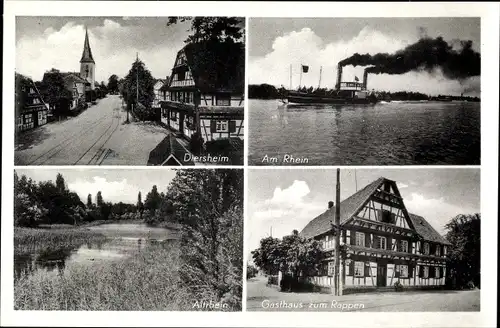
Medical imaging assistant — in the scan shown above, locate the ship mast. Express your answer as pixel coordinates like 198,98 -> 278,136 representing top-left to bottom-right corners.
318,66 -> 322,89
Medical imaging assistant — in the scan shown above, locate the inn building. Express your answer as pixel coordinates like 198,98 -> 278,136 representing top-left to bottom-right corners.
299,177 -> 450,294
160,40 -> 244,150
15,73 -> 49,133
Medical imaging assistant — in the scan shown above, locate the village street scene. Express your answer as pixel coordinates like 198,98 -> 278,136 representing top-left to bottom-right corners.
15,17 -> 245,166
247,168 -> 480,311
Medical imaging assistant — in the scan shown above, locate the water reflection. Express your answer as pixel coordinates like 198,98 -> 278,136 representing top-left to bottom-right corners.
15,237 -> 174,280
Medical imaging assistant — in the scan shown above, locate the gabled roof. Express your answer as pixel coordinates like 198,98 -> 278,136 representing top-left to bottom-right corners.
299,177 -> 450,246
61,72 -> 87,84
175,40 -> 244,93
408,214 -> 451,245
80,28 -> 95,63
147,134 -> 194,166
300,177 -> 384,239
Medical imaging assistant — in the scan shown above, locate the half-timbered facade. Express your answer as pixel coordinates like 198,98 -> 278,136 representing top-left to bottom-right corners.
300,177 -> 450,294
15,73 -> 49,133
160,40 -> 244,144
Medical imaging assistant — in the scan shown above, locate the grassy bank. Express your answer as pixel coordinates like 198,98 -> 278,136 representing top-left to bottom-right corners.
14,244 -> 223,311
14,227 -> 107,256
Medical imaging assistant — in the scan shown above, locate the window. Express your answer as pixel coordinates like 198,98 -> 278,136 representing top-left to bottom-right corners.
380,209 -> 396,224
423,266 -> 429,278
216,120 -> 228,132
170,111 -> 177,121
378,236 -> 387,250
354,261 -> 364,277
38,111 -> 43,120
355,232 -> 365,247
399,265 -> 409,278
423,243 -> 430,255
33,98 -> 41,105
216,94 -> 231,106
435,245 -> 441,256
17,117 -> 22,126
434,267 -> 440,279
30,88 -> 35,94
327,261 -> 334,277
178,71 -> 186,81
345,260 -> 351,276
400,240 -> 409,253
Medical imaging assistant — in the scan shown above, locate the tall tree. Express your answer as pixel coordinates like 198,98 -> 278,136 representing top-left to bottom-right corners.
87,193 -> 93,208
96,191 -> 103,207
55,173 -> 66,192
167,17 -> 244,44
40,68 -> 73,117
123,59 -> 155,120
107,74 -> 119,93
144,185 -> 161,212
166,169 -> 243,310
445,213 -> 481,289
137,191 -> 144,219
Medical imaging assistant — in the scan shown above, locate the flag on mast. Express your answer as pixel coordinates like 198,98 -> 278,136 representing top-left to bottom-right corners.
301,65 -> 309,73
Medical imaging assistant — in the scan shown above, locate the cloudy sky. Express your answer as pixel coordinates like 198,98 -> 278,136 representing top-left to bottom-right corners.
249,17 -> 481,96
15,169 -> 177,204
247,168 -> 480,254
15,17 -> 193,82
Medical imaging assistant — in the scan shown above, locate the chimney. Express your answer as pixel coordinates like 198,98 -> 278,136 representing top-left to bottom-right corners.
336,64 -> 343,90
328,201 -> 334,209
363,69 -> 368,90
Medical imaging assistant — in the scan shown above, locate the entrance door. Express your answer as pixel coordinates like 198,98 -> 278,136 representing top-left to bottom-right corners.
377,264 -> 387,287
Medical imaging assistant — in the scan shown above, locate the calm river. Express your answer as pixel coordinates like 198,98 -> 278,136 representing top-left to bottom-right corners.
248,99 -> 480,165
15,223 -> 179,279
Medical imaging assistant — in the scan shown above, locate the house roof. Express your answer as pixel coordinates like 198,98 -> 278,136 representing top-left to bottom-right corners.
147,134 -> 195,166
178,40 -> 244,93
408,214 -> 451,245
300,177 -> 385,239
61,72 -> 88,84
299,177 -> 450,245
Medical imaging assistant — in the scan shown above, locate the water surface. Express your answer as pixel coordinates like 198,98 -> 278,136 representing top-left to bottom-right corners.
15,223 -> 179,279
249,99 -> 480,165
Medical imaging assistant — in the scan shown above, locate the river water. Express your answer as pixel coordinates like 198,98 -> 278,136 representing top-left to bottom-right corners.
248,99 -> 480,165
14,223 -> 179,279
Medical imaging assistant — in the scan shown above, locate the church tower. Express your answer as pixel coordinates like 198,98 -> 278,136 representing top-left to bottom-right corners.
80,27 -> 96,90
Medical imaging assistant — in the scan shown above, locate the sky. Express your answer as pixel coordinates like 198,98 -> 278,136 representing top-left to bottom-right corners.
249,17 -> 481,96
247,168 -> 480,254
14,168 -> 178,204
15,17 -> 194,83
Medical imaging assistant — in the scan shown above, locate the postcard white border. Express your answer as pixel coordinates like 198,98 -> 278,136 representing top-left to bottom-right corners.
2,1 -> 499,327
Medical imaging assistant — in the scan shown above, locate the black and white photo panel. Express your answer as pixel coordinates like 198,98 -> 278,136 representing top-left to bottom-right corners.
247,168 -> 480,311
13,168 -> 243,311
248,17 -> 480,166
15,17 -> 245,166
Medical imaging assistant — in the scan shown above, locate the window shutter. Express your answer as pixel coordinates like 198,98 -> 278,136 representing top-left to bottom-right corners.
440,267 -> 444,278
229,120 -> 236,133
429,266 -> 435,278
408,241 -> 413,254
365,234 -> 370,248
349,260 -> 354,276
418,265 -> 423,277
387,237 -> 392,250
364,263 -> 370,277
351,233 -> 356,245
409,264 -> 414,278
210,120 -> 216,133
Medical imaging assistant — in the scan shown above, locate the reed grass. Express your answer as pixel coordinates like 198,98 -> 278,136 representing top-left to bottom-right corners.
14,227 -> 107,256
14,244 -> 224,311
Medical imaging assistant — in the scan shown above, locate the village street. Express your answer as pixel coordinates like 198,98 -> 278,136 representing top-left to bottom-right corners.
15,95 -> 172,165
246,275 -> 480,312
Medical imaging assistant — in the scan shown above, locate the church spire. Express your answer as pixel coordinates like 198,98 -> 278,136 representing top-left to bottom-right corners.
80,27 -> 95,63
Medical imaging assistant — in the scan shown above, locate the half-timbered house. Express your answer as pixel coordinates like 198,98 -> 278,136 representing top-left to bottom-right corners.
300,177 -> 450,294
160,40 -> 244,145
15,73 -> 49,133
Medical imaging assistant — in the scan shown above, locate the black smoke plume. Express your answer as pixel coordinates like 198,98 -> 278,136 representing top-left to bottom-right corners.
339,36 -> 480,80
